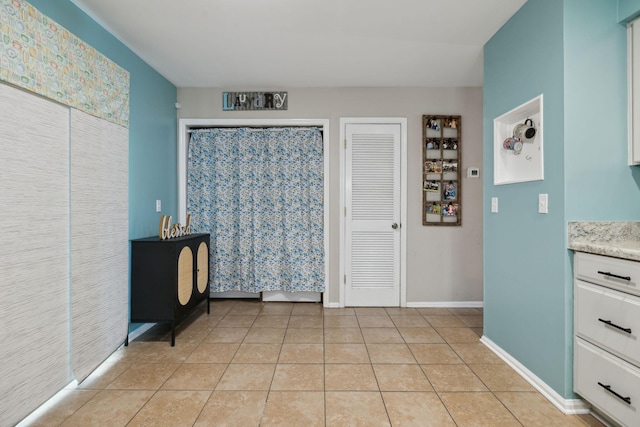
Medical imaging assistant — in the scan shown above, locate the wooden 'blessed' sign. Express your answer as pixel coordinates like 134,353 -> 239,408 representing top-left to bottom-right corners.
158,214 -> 193,240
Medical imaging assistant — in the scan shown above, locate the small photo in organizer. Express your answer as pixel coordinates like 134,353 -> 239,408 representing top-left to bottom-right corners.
442,160 -> 457,172
426,139 -> 440,150
426,202 -> 441,215
442,202 -> 459,216
425,160 -> 442,174
443,181 -> 457,200
424,180 -> 440,192
442,139 -> 459,150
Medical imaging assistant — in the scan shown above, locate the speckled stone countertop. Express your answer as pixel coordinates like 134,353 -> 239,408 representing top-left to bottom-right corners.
568,222 -> 640,261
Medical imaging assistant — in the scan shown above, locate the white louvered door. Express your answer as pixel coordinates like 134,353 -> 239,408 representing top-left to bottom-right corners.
345,123 -> 401,306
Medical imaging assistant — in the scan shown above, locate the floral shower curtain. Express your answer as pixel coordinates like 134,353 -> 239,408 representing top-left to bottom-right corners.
187,127 -> 324,293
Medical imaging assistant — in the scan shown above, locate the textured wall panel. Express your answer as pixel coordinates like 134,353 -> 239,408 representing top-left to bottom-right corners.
0,84 -> 71,426
70,109 -> 128,382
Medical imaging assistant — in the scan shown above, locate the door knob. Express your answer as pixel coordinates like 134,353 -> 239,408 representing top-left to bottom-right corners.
391,223 -> 398,229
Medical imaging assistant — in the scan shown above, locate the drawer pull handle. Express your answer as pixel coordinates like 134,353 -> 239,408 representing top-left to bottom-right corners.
598,318 -> 632,334
597,271 -> 631,281
598,382 -> 631,405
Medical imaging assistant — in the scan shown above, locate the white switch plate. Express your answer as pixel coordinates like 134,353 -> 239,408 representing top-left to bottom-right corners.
491,197 -> 498,213
538,194 -> 548,214
156,199 -> 161,212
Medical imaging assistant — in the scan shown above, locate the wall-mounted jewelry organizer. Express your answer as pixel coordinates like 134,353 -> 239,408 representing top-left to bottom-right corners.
422,115 -> 461,226
493,95 -> 543,185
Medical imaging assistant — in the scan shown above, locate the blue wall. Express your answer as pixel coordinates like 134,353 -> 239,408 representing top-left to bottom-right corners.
28,0 -> 178,240
485,0 -> 640,400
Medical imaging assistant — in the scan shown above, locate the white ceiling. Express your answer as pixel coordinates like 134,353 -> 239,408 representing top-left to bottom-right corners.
69,0 -> 526,88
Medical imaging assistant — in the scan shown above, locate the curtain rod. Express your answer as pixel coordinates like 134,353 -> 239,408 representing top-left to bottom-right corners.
187,126 -> 322,133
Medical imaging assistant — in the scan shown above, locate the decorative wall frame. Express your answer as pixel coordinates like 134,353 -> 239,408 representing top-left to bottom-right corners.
422,115 -> 461,226
493,95 -> 543,185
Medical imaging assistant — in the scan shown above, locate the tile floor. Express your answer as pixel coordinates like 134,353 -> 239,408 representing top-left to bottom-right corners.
25,300 -> 605,426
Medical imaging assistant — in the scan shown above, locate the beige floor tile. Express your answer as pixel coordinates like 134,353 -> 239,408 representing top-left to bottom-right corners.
449,342 -> 503,364
435,327 -> 481,343
278,343 -> 324,363
424,315 -> 466,328
243,327 -> 286,343
217,315 -> 257,328
439,392 -> 521,426
325,391 -> 390,426
325,364 -> 379,391
384,307 -> 419,315
204,327 -> 249,343
382,391 -> 455,426
471,327 -> 484,337
495,391 -> 590,427
357,315 -> 395,328
323,307 -> 356,316
324,328 -> 364,343
261,391 -> 324,427
121,341 -> 195,364
216,363 -> 275,390
291,303 -> 324,316
361,327 -> 404,343
398,327 -> 444,344
448,307 -> 483,316
325,343 -> 370,363
577,414 -> 608,426
26,390 -> 99,427
373,364 -> 433,391
60,390 -> 154,426
77,362 -> 131,390
355,307 -> 389,316
106,363 -> 179,390
409,343 -> 463,364
231,343 -> 281,363
367,343 -> 417,364
270,364 -> 324,390
252,315 -> 290,328
390,315 -> 430,327
227,305 -> 263,316
288,315 -> 324,328
421,364 -> 487,392
284,328 -> 324,343
470,364 -> 534,391
458,314 -> 484,327
161,363 -> 227,390
127,390 -> 211,427
208,304 -> 233,317
260,302 -> 294,315
194,391 -> 267,427
415,307 -> 453,316
324,315 -> 359,328
185,342 -> 240,364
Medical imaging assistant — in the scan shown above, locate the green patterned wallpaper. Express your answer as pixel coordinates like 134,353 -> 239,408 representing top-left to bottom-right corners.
0,0 -> 129,127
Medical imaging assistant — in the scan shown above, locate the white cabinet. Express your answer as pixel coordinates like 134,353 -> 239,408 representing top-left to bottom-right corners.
628,18 -> 640,165
574,252 -> 640,426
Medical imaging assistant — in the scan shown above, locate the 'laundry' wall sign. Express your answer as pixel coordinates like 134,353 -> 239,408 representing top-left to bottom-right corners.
222,91 -> 288,111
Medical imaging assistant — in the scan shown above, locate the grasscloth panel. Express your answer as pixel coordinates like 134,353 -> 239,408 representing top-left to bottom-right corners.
0,83 -> 71,426
70,108 -> 128,382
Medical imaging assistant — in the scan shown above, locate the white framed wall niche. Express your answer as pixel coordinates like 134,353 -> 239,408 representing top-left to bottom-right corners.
494,95 -> 544,185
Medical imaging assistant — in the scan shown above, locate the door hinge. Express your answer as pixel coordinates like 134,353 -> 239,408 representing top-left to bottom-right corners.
344,139 -> 347,149
344,274 -> 346,284
344,207 -> 347,217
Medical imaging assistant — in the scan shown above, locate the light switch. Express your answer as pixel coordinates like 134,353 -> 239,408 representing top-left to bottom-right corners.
156,199 -> 162,212
538,194 -> 548,214
491,197 -> 498,213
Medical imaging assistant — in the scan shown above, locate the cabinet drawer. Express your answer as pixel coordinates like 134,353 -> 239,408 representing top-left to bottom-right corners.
575,252 -> 640,296
575,281 -> 640,367
574,338 -> 640,427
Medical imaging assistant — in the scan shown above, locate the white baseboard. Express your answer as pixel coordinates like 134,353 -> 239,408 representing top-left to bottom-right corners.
480,336 -> 590,415
323,302 -> 341,308
406,301 -> 484,308
262,291 -> 321,303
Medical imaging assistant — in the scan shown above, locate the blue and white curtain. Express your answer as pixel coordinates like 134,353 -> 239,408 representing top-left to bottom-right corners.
187,127 -> 324,293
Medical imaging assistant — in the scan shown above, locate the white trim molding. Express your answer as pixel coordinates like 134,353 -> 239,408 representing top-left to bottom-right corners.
178,118 -> 331,306
480,336 -> 591,415
407,301 -> 484,308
